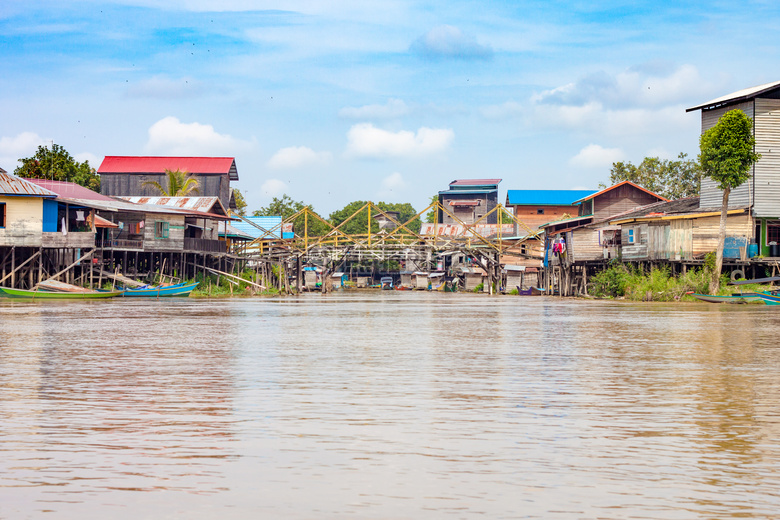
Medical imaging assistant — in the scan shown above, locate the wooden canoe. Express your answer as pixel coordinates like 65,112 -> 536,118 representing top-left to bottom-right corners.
690,293 -> 764,304
0,287 -> 123,299
121,281 -> 199,297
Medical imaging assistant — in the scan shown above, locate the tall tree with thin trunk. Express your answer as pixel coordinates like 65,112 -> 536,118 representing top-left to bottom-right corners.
699,109 -> 760,293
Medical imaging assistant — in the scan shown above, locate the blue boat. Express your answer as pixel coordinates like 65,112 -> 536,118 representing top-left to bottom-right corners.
121,281 -> 199,297
756,292 -> 780,305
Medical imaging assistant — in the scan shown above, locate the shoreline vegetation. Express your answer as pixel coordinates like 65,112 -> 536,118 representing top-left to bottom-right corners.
588,255 -> 771,302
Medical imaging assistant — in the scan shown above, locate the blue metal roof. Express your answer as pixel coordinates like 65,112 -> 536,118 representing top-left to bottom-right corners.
506,189 -> 597,206
232,216 -> 293,239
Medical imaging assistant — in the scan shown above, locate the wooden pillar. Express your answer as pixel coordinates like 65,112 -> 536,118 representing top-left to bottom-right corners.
11,247 -> 15,288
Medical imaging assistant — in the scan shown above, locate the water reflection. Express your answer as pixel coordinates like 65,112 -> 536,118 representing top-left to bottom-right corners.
1,294 -> 780,518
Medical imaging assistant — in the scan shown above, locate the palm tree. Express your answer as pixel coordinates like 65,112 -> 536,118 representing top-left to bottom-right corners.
143,168 -> 200,196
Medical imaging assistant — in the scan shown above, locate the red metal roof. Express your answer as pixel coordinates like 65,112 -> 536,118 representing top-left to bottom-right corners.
449,200 -> 481,206
450,179 -> 502,186
27,179 -> 116,201
98,156 -> 238,180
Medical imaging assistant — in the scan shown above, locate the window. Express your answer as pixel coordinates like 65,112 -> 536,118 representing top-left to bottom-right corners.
767,220 -> 780,245
0,202 -> 5,228
536,208 -> 545,215
155,221 -> 169,239
627,228 -> 635,244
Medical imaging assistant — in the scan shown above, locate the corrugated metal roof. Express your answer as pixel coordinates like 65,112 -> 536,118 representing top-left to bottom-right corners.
506,189 -> 597,206
450,179 -> 502,186
232,216 -> 287,239
0,171 -> 58,197
449,200 -> 481,206
572,181 -> 667,204
686,80 -> 780,112
27,179 -> 115,201
119,196 -> 227,216
98,156 -> 239,180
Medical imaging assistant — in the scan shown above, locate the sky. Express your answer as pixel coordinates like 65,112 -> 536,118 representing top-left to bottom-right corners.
2,1 -> 780,216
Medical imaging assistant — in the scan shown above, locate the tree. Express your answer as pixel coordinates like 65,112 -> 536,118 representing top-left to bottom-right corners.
253,194 -> 329,237
328,201 -> 421,235
699,109 -> 760,293
231,188 -> 248,216
14,143 -> 100,191
606,153 -> 701,200
143,168 -> 200,197
424,195 -> 439,223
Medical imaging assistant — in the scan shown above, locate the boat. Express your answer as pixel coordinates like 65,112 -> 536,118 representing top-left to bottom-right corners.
120,281 -> 199,297
517,286 -> 545,296
380,277 -> 394,290
0,287 -> 123,299
689,292 -> 764,303
756,292 -> 780,305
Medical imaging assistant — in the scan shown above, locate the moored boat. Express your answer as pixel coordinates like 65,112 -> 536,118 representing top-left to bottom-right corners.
0,287 -> 123,299
121,281 -> 199,297
690,292 -> 764,303
756,292 -> 780,305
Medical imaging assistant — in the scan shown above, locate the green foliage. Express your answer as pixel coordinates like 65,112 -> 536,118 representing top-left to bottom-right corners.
473,283 -> 484,293
143,169 -> 200,197
508,287 -> 519,295
424,195 -> 439,223
699,109 -> 761,191
253,194 -> 329,237
589,262 -> 719,301
232,188 -> 248,216
14,143 -> 100,191
328,201 -> 421,234
606,153 -> 701,199
589,262 -> 633,298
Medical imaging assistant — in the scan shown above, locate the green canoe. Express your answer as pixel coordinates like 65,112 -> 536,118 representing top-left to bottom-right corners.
0,287 -> 123,299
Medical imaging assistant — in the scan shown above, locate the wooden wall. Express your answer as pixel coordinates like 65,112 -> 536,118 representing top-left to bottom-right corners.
594,185 -> 661,220
0,196 -> 43,247
101,173 -> 231,208
511,204 -> 577,232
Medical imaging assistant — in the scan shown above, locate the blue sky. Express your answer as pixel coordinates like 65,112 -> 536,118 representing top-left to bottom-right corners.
2,0 -> 780,215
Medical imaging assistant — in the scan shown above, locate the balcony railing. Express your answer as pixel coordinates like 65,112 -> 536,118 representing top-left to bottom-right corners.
184,238 -> 225,253
96,239 -> 144,249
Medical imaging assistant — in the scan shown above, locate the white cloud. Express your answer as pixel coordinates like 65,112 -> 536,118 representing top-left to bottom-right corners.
339,99 -> 409,120
259,179 -> 288,198
345,123 -> 453,159
267,146 -> 332,169
144,116 -> 254,155
0,132 -> 48,171
534,64 -> 708,109
569,144 -> 624,169
410,25 -> 493,60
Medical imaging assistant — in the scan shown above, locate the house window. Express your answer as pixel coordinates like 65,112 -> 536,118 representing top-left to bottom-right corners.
767,220 -> 780,245
0,202 -> 5,228
155,221 -> 169,239
627,229 -> 635,244
537,208 -> 545,215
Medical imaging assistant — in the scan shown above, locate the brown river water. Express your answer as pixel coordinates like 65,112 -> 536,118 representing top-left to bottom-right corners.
1,292 -> 779,519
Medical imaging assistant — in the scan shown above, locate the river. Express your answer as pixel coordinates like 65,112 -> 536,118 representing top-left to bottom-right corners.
1,292 -> 779,519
